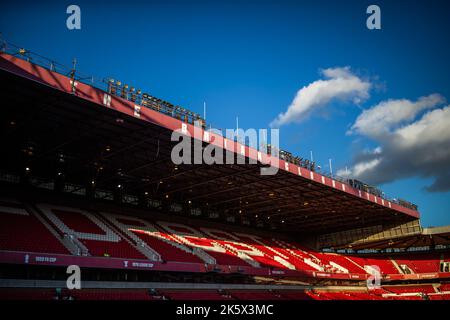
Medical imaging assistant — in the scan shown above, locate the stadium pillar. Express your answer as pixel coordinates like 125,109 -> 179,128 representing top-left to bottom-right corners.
161,197 -> 170,213
86,181 -> 95,200
19,166 -> 32,187
113,185 -> 123,204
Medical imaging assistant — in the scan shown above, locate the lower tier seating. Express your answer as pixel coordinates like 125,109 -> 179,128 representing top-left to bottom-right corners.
62,289 -> 155,300
384,285 -> 435,294
161,290 -> 234,300
0,288 -> 58,300
1,287 -> 449,300
0,200 -> 68,255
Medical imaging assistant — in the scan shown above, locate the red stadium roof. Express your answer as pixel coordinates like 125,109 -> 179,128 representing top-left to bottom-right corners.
0,51 -> 420,235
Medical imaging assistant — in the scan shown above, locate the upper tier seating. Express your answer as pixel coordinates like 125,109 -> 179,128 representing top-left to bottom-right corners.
341,255 -> 400,274
0,200 -> 68,254
36,204 -> 146,259
162,290 -> 234,300
309,291 -> 356,300
227,235 -> 291,269
2,287 -> 450,300
129,229 -> 204,264
0,200 -> 448,277
363,257 -> 399,274
277,291 -> 312,300
63,289 -> 155,300
256,238 -> 319,271
429,294 -> 450,300
395,254 -> 441,274
178,235 -> 250,266
402,254 -> 440,273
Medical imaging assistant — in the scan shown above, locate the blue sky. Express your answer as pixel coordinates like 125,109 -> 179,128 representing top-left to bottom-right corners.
1,0 -> 449,227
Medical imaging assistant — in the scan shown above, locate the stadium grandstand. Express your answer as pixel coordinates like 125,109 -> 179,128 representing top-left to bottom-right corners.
1,41 -> 450,301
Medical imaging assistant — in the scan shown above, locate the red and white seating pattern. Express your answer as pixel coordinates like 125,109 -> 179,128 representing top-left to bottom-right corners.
0,288 -> 59,300
339,255 -> 400,274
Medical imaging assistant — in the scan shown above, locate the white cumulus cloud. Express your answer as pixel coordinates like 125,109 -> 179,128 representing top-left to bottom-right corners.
349,94 -> 445,138
270,67 -> 371,127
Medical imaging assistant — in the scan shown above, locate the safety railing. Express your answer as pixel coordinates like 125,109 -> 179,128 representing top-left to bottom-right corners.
0,39 -> 205,128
